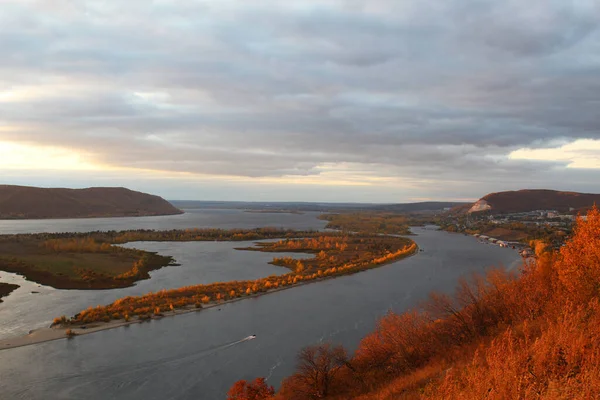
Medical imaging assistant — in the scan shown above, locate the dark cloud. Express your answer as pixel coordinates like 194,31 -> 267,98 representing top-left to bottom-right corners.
1,0 -> 599,200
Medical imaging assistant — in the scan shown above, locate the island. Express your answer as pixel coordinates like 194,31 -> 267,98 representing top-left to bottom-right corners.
0,233 -> 174,289
0,185 -> 182,219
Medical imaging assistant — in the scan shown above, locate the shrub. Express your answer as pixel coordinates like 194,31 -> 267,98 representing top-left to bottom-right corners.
65,329 -> 77,338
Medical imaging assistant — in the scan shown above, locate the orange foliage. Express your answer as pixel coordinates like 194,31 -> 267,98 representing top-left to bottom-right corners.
228,377 -> 275,400
272,207 -> 600,400
278,344 -> 348,399
557,207 -> 600,302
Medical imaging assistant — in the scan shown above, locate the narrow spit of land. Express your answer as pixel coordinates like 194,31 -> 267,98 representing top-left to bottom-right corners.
0,277 -> 343,350
56,234 -> 417,326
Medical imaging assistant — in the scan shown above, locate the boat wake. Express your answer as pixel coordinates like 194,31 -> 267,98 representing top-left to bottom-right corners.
21,335 -> 260,399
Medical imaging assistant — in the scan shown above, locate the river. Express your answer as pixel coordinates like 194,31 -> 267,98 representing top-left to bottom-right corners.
0,212 -> 521,400
0,209 -> 327,234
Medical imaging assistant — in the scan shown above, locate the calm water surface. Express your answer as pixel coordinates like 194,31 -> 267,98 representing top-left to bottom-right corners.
0,209 -> 327,234
0,212 -> 521,400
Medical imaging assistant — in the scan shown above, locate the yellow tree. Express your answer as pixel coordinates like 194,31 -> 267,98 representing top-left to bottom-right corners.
558,206 -> 600,303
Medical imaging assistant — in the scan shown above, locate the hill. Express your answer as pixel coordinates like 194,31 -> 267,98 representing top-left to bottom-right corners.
170,200 -> 469,213
469,189 -> 600,214
0,185 -> 182,219
372,201 -> 469,213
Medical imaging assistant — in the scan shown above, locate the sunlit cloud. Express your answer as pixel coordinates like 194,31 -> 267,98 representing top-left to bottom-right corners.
0,86 -> 53,103
509,139 -> 600,169
0,141 -> 101,171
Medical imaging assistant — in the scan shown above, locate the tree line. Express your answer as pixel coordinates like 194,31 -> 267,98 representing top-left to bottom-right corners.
54,235 -> 417,325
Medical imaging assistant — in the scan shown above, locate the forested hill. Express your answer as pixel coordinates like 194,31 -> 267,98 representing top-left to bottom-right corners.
0,185 -> 182,219
469,189 -> 600,214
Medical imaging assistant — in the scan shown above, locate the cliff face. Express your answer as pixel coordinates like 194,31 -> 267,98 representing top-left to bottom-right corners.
468,199 -> 491,213
0,185 -> 183,219
469,189 -> 600,214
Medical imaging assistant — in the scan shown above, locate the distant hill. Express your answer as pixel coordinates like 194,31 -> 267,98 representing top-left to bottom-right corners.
170,200 -> 469,213
469,189 -> 600,214
371,201 -> 470,213
0,186 -> 183,219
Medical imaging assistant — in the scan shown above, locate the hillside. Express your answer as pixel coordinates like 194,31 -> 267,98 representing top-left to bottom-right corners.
230,207 -> 600,399
372,201 -> 470,213
469,189 -> 600,214
0,186 -> 182,219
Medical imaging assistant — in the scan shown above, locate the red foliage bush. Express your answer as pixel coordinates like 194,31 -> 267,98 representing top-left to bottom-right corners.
228,378 -> 275,400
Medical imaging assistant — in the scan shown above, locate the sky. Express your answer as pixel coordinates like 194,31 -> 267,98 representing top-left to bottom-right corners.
1,0 -> 599,203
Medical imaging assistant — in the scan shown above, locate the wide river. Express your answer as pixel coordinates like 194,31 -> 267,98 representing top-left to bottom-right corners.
0,210 -> 521,400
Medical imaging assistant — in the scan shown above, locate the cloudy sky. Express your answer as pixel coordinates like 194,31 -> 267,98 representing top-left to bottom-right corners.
1,0 -> 599,202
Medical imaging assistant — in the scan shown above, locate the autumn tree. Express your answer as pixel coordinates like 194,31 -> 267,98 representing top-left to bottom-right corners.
557,206 -> 600,302
279,344 -> 348,399
227,377 -> 274,400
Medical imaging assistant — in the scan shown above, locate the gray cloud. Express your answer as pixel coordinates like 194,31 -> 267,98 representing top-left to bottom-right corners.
1,0 -> 600,200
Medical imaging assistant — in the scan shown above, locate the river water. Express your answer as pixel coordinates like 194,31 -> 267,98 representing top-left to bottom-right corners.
0,209 -> 327,234
0,212 -> 521,400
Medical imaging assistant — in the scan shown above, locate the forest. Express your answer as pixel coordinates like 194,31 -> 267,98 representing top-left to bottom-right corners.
54,234 -> 416,326
228,208 -> 600,399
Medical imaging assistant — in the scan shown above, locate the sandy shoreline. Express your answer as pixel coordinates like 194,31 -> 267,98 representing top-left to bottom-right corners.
0,292 -> 265,351
0,248 -> 418,351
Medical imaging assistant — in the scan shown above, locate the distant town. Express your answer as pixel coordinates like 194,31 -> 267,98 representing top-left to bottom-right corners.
439,208 -> 581,258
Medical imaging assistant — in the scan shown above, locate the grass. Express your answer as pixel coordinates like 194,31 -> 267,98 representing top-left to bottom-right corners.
0,238 -> 173,289
12,253 -> 139,278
